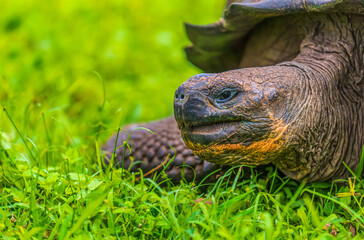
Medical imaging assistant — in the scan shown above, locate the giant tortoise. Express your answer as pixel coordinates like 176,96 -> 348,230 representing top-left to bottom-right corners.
104,0 -> 364,182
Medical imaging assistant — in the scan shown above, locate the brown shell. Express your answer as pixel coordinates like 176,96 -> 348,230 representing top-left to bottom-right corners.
185,0 -> 364,72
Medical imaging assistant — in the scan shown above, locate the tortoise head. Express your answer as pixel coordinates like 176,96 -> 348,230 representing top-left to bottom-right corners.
174,66 -> 300,166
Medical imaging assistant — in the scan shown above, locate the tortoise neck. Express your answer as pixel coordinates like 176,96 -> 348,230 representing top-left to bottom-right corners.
280,13 -> 364,181
294,14 -> 364,86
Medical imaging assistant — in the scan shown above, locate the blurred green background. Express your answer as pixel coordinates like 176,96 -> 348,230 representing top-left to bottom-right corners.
2,3 -> 364,239
0,0 -> 225,153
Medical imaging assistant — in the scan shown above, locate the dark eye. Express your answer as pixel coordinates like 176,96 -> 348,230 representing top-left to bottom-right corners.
216,90 -> 236,103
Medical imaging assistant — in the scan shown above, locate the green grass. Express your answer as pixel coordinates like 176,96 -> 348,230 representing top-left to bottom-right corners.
1,0 -> 364,239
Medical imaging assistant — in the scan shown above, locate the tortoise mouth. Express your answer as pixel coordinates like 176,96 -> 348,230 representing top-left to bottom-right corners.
181,119 -> 288,166
180,121 -> 242,150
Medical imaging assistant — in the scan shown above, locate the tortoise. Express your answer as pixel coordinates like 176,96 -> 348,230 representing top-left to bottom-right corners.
104,0 -> 364,183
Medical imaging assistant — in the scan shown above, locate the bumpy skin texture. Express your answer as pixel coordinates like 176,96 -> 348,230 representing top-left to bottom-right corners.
104,117 -> 228,183
105,4 -> 364,182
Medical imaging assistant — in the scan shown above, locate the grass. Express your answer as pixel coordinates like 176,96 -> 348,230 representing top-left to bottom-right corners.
1,0 -> 364,239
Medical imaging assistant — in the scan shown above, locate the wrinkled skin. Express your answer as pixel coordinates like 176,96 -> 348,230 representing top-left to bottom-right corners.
104,13 -> 364,182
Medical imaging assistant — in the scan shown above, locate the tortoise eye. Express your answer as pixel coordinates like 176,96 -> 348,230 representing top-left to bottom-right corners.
216,90 -> 236,103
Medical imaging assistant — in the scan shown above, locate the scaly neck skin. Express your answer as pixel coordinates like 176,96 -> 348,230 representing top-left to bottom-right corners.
278,13 -> 364,181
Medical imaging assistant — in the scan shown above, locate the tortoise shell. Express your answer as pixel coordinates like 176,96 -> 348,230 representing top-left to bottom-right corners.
185,0 -> 364,72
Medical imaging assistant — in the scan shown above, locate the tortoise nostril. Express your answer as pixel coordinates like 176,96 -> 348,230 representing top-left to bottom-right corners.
175,86 -> 189,102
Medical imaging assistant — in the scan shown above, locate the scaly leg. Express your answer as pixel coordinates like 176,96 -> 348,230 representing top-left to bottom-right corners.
103,116 -> 228,183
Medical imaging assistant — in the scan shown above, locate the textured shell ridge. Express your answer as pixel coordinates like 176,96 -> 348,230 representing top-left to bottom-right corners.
185,0 -> 364,72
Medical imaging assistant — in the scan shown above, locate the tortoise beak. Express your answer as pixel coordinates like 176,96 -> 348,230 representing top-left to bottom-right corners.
174,88 -> 214,130
174,82 -> 243,150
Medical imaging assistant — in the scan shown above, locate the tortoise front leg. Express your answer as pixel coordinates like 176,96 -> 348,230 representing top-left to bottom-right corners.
103,116 -> 225,183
